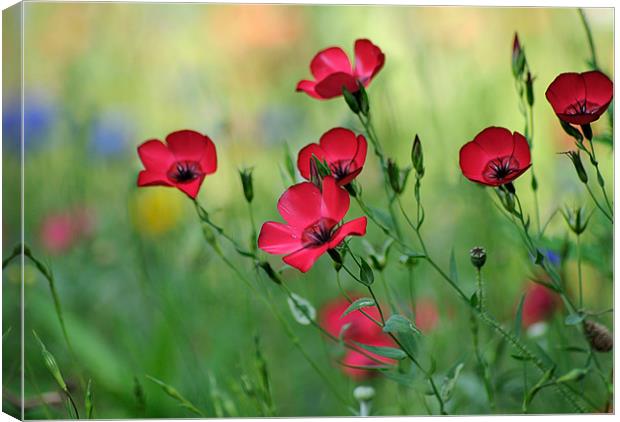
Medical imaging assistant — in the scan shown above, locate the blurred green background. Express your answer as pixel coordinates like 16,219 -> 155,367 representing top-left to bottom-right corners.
2,4 -> 613,418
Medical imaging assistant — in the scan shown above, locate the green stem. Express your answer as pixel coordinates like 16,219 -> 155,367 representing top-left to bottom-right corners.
578,8 -> 599,70
584,183 -> 613,222
469,312 -> 495,411
476,267 -> 484,312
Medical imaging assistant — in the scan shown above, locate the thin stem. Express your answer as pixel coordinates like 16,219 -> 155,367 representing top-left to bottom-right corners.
469,312 -> 495,411
577,234 -> 583,309
587,139 -> 613,216
578,8 -> 599,70
584,183 -> 613,222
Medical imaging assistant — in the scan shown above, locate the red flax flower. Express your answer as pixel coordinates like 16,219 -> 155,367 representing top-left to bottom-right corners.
545,71 -> 613,125
320,295 -> 395,380
520,283 -> 560,328
296,39 -> 385,99
137,130 -> 217,199
459,127 -> 531,186
297,127 -> 368,186
258,176 -> 367,273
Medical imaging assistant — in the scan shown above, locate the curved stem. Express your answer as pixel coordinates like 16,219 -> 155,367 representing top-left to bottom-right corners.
578,8 -> 599,70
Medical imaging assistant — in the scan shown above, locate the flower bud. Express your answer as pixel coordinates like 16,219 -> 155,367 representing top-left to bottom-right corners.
354,385 -> 375,402
387,159 -> 401,194
563,151 -> 588,184
561,205 -> 591,235
583,320 -> 612,352
411,135 -> 425,178
342,86 -> 360,114
525,71 -> 535,106
581,123 -> 593,141
327,248 -> 343,266
512,33 -> 526,78
238,167 -> 254,203
469,246 -> 487,269
357,83 -> 369,116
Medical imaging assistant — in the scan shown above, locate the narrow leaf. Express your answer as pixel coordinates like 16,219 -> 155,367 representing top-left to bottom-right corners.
341,298 -> 375,318
359,259 -> 375,286
85,379 -> 94,419
564,313 -> 585,326
353,342 -> 407,360
449,248 -> 458,283
382,314 -> 421,335
286,293 -> 316,325
441,362 -> 465,402
514,293 -> 526,337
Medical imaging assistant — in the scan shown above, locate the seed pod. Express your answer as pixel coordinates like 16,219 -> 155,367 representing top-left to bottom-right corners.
469,246 -> 487,269
411,135 -> 425,177
238,167 -> 254,203
583,320 -> 612,352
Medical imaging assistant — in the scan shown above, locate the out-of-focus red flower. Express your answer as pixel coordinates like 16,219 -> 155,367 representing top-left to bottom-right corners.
459,127 -> 531,186
545,71 -> 613,125
319,294 -> 395,380
520,283 -> 560,328
296,39 -> 385,100
414,298 -> 439,333
137,130 -> 217,199
297,127 -> 367,186
258,176 -> 366,272
40,207 -> 95,255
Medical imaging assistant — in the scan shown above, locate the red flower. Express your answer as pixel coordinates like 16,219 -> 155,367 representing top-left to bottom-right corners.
258,176 -> 367,272
296,39 -> 385,100
414,298 -> 439,333
520,283 -> 560,328
319,295 -> 395,380
137,130 -> 217,199
545,71 -> 613,125
459,127 -> 531,186
297,127 -> 368,186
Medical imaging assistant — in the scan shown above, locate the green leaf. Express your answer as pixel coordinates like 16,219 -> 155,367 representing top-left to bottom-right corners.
32,330 -> 68,392
133,376 -> 146,416
353,342 -> 407,360
556,368 -> 588,383
469,292 -> 478,308
514,293 -> 526,337
380,369 -> 416,388
359,259 -> 375,286
341,298 -> 375,318
367,206 -> 395,231
565,312 -> 585,326
510,354 -> 532,361
146,375 -> 205,417
440,362 -> 464,402
85,379 -> 94,419
283,143 -> 296,183
382,314 -> 421,336
286,293 -> 316,325
523,367 -> 555,409
449,248 -> 458,283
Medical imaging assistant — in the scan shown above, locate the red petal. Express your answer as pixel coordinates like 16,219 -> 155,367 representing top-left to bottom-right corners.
137,139 -> 175,171
327,217 -> 367,249
296,80 -> 323,99
257,222 -> 302,254
472,126 -> 516,158
583,70 -> 613,109
175,176 -> 205,199
283,245 -> 328,273
297,143 -> 326,181
166,130 -> 214,166
353,135 -> 368,168
545,73 -> 586,116
277,182 -> 322,229
353,39 -> 385,85
458,141 -> 488,184
137,170 -> 173,187
336,167 -> 363,186
320,176 -> 350,222
320,127 -> 363,163
314,72 -> 359,99
511,131 -> 531,168
310,47 -> 352,80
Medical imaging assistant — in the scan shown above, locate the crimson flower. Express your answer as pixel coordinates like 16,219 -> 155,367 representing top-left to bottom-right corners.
545,71 -> 613,125
459,127 -> 531,187
258,176 -> 367,272
520,283 -> 560,328
319,295 -> 395,380
297,127 -> 368,186
137,130 -> 217,199
296,39 -> 385,100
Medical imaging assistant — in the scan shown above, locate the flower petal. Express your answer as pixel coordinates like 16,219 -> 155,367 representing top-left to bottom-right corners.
297,143 -> 326,181
277,182 -> 322,228
137,170 -> 173,187
458,141 -> 488,183
314,72 -> 359,99
511,131 -> 531,168
353,39 -> 385,85
258,221 -> 303,254
296,80 -> 323,99
283,245 -> 328,273
327,217 -> 367,249
320,127 -> 362,163
166,130 -> 214,165
472,126 -> 516,158
137,139 -> 175,171
545,73 -> 586,116
310,47 -> 352,80
175,176 -> 205,199
320,176 -> 350,222
583,70 -> 613,110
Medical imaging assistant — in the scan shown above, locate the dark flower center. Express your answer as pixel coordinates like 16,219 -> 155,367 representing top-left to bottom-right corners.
565,99 -> 601,116
302,218 -> 338,247
167,161 -> 203,183
330,160 -> 354,181
483,156 -> 520,183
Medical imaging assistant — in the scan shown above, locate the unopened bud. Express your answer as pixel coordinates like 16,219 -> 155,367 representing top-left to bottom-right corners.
512,33 -> 526,78
327,248 -> 343,266
584,320 -> 612,352
411,135 -> 425,177
343,86 -> 360,114
469,246 -> 487,269
238,167 -> 254,203
387,159 -> 402,194
564,151 -> 588,184
354,385 -> 375,402
525,71 -> 535,106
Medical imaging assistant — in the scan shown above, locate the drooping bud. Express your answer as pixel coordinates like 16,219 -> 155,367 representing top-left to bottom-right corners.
525,71 -> 535,106
563,151 -> 588,184
583,320 -> 612,352
411,135 -> 425,178
469,246 -> 487,269
512,33 -> 526,78
238,167 -> 254,203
